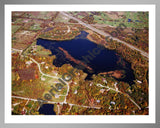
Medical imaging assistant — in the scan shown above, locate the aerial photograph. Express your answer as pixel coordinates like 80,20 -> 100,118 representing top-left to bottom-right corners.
11,11 -> 149,115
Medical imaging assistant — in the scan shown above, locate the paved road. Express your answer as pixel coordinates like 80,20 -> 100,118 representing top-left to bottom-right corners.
12,96 -> 101,109
61,12 -> 148,58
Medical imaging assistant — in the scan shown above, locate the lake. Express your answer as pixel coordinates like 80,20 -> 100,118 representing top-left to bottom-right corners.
37,31 -> 135,85
39,104 -> 56,115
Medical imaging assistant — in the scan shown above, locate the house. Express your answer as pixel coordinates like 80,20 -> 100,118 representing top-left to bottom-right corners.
74,90 -> 77,94
136,80 -> 142,84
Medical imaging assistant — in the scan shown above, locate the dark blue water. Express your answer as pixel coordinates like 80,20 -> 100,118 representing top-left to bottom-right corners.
39,104 -> 56,115
37,31 -> 135,85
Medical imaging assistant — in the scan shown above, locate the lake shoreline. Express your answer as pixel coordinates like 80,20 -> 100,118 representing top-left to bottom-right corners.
37,31 -> 135,85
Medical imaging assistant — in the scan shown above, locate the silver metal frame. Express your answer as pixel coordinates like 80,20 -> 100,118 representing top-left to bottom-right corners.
1,0 -> 159,127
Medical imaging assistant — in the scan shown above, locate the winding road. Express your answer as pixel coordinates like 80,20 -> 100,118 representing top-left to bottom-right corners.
30,57 -> 58,79
12,51 -> 101,110
96,83 -> 141,110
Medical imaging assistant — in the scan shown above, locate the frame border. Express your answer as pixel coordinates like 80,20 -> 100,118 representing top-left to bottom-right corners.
1,0 -> 159,128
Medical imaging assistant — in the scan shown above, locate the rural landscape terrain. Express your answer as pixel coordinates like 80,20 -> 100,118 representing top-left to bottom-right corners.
12,11 -> 149,115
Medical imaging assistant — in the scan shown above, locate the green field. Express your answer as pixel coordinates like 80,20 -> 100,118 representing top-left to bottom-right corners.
93,12 -> 148,28
12,25 -> 21,34
29,24 -> 42,31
